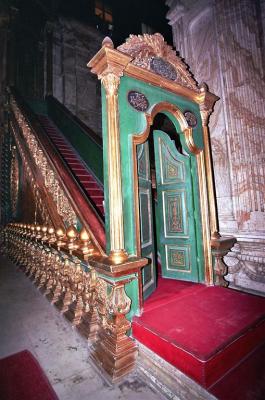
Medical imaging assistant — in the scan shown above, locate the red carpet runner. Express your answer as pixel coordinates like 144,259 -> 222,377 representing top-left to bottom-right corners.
132,278 -> 265,391
38,114 -> 105,217
0,350 -> 58,400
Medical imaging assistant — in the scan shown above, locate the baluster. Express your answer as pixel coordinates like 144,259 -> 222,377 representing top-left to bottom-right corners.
54,258 -> 73,313
64,257 -> 85,325
76,267 -> 99,341
32,226 -> 48,284
45,251 -> 63,300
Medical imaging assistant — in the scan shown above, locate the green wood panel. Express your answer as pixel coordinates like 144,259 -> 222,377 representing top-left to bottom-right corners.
154,129 -> 199,282
137,143 -> 157,299
118,75 -> 203,257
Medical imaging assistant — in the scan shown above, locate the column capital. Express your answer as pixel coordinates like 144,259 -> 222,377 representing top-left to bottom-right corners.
101,73 -> 120,96
198,83 -> 219,126
87,37 -> 133,81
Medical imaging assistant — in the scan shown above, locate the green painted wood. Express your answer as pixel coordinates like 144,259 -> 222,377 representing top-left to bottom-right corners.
137,143 -> 157,299
154,129 -> 199,282
118,76 -> 203,258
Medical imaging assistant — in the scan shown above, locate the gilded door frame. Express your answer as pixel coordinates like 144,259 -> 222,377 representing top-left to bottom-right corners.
132,102 -> 213,288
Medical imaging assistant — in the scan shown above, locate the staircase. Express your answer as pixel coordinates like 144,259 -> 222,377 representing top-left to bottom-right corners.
37,114 -> 105,218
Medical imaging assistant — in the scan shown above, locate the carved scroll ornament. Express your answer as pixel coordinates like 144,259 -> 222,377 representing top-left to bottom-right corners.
10,97 -> 77,226
118,33 -> 198,91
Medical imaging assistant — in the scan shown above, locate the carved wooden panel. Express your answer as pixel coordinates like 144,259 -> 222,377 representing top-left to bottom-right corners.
163,190 -> 188,238
165,244 -> 191,273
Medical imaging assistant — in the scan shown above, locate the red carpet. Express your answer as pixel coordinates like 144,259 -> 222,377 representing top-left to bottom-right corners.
0,350 -> 58,400
38,114 -> 105,217
132,278 -> 265,388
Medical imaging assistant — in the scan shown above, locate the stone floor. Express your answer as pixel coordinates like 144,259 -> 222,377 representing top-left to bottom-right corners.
0,255 -> 166,400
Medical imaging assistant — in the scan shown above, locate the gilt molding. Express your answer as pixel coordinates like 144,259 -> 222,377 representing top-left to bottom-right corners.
118,33 -> 198,91
10,96 -> 77,227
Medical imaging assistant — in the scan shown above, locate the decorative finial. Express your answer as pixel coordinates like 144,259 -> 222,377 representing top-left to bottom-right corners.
102,36 -> 114,49
199,82 -> 208,93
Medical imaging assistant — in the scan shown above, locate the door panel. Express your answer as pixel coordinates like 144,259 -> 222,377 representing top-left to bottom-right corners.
137,143 -> 157,299
154,130 -> 199,282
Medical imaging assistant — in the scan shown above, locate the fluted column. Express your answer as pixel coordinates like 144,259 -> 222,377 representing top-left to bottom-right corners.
88,38 -> 132,264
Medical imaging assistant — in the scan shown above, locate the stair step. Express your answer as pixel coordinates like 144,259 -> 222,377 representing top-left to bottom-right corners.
38,114 -> 105,217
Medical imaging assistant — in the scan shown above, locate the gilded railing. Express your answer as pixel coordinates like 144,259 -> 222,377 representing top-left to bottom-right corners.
8,89 -> 106,252
1,223 -> 137,381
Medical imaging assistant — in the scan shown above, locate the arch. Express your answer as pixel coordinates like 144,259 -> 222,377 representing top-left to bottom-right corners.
133,102 -> 201,155
132,101 -> 212,285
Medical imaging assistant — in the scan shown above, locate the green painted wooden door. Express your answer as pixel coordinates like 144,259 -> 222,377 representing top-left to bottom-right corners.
153,130 -> 199,282
137,143 -> 157,299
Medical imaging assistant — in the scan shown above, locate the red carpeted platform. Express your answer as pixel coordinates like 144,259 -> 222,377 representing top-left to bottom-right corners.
210,342 -> 265,399
132,278 -> 265,388
38,114 -> 105,217
0,350 -> 59,400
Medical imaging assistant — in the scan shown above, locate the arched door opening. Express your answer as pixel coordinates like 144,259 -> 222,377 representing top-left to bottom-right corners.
138,113 -> 202,300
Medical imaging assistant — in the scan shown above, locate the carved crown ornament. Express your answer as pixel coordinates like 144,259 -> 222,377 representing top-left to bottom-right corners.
117,33 -> 199,91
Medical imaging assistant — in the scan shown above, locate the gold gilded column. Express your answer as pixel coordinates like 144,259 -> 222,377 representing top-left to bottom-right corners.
88,38 -> 132,264
101,72 -> 127,263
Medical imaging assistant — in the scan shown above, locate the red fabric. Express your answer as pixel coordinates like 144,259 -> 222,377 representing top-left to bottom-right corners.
210,343 -> 265,399
0,350 -> 59,400
133,280 -> 265,387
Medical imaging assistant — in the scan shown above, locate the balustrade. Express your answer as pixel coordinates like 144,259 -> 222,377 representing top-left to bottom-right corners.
1,222 -> 138,382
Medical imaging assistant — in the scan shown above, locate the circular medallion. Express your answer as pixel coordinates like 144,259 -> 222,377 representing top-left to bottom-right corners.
150,57 -> 177,81
128,91 -> 149,112
184,110 -> 197,128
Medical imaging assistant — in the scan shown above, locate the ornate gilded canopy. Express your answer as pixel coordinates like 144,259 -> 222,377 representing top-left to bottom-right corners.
117,33 -> 198,91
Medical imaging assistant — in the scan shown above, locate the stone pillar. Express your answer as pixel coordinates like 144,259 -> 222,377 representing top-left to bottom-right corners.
166,0 -> 265,294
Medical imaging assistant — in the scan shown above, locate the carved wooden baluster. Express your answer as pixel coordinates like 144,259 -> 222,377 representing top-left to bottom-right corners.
64,258 -> 85,325
76,268 -> 99,341
36,244 -> 52,288
91,278 -> 138,382
25,225 -> 38,276
94,277 -> 108,330
45,251 -> 63,301
54,226 -> 78,313
33,226 -> 49,284
38,227 -> 56,291
75,227 -> 99,339
54,259 -> 73,313
29,226 -> 47,282
45,227 -> 66,300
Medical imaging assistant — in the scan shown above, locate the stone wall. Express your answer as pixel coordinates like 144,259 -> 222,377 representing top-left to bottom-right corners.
47,17 -> 103,136
166,0 -> 265,295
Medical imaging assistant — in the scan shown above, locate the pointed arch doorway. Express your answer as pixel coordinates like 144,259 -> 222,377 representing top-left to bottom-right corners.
138,110 -> 204,300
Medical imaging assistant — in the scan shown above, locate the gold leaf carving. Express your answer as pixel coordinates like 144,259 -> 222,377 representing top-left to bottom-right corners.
10,97 -> 77,227
118,33 -> 198,91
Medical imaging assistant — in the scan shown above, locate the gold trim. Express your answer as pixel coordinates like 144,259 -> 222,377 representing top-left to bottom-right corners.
201,124 -> 218,237
196,151 -> 213,284
124,64 -> 219,107
101,73 -> 127,259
